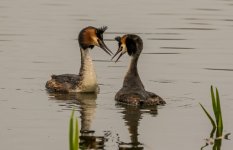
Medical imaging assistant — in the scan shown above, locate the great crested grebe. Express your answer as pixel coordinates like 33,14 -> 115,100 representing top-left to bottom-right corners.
112,34 -> 166,106
46,26 -> 112,93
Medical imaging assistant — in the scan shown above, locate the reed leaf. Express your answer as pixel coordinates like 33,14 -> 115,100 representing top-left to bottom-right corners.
211,86 -> 218,125
200,86 -> 225,149
69,109 -> 74,150
73,118 -> 79,150
210,127 -> 216,138
69,108 -> 79,150
216,88 -> 223,135
216,89 -> 223,127
199,103 -> 216,128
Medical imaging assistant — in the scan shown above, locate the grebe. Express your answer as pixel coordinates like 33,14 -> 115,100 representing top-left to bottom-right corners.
112,34 -> 166,106
46,26 -> 112,93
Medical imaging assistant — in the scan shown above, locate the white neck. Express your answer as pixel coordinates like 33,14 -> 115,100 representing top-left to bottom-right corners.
78,48 -> 98,92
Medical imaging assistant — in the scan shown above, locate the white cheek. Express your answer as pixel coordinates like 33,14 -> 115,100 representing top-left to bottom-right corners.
92,37 -> 99,46
122,44 -> 127,54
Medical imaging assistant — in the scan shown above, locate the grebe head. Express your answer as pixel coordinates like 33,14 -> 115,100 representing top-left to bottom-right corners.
78,26 -> 113,55
112,34 -> 143,62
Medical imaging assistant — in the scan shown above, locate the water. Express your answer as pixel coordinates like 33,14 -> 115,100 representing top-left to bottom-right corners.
1,0 -> 233,149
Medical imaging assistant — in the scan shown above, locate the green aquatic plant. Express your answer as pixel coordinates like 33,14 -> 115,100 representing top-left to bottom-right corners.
199,86 -> 223,137
69,108 -> 79,150
200,86 -> 230,150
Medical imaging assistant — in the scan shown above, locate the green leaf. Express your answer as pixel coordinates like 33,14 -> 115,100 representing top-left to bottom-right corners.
210,127 -> 216,138
69,108 -> 79,150
69,109 -> 74,150
73,118 -> 79,150
217,119 -> 223,137
216,88 -> 223,132
199,103 -> 216,128
211,86 -> 218,126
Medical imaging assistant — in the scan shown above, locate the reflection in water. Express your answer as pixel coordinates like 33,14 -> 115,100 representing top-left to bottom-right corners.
48,92 -> 105,149
200,126 -> 231,150
201,133 -> 231,150
117,104 -> 158,150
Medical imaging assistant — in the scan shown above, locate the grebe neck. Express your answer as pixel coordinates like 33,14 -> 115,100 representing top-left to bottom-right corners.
123,55 -> 144,90
78,48 -> 97,91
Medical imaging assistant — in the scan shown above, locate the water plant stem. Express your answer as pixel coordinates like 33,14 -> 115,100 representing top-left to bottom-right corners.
69,108 -> 79,150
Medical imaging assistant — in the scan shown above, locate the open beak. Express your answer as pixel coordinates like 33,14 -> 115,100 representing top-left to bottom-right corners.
98,39 -> 113,56
111,46 -> 127,63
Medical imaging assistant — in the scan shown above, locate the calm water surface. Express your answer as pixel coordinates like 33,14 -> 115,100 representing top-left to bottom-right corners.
1,0 -> 233,149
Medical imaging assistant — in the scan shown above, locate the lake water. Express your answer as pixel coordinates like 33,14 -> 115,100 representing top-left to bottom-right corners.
0,0 -> 233,149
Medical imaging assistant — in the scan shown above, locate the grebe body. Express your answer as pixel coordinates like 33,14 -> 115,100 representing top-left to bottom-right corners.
46,26 -> 112,93
112,34 -> 165,106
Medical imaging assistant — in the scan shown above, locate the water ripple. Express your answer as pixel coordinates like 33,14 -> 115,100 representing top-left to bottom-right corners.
106,32 -> 180,35
147,38 -> 187,40
160,47 -> 195,50
159,27 -> 216,30
0,34 -> 25,36
93,59 -> 112,62
142,52 -> 180,55
78,18 -> 95,22
195,8 -> 222,11
205,68 -> 233,72
0,40 -> 11,42
41,3 -> 69,6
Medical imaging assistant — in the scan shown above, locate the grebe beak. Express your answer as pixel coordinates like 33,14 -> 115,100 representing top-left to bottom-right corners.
98,39 -> 113,56
111,45 -> 127,63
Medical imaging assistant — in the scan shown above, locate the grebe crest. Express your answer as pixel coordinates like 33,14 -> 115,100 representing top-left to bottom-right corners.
112,34 -> 166,106
46,26 -> 112,93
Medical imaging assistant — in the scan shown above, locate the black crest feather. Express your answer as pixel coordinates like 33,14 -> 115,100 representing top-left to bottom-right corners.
115,36 -> 121,42
97,26 -> 108,34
